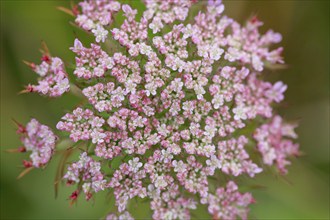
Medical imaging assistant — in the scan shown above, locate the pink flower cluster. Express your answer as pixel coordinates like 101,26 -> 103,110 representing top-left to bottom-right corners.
64,152 -> 106,200
149,183 -> 197,219
145,0 -> 193,34
56,107 -> 105,143
70,39 -> 114,79
254,115 -> 299,174
75,0 -> 121,42
217,136 -> 262,177
108,158 -> 146,212
26,55 -> 70,97
202,181 -> 254,220
17,119 -> 57,168
14,0 -> 300,219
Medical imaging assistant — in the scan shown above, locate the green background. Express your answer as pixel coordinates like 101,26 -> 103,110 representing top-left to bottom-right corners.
1,0 -> 329,219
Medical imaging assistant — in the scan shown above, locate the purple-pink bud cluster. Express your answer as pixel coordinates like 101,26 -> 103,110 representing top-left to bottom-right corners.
18,119 -> 57,168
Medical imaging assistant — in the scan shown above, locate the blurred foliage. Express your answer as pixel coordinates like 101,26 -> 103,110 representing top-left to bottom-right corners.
1,0 -> 329,219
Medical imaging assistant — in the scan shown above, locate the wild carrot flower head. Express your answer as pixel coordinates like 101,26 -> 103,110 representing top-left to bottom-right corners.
13,0 -> 299,219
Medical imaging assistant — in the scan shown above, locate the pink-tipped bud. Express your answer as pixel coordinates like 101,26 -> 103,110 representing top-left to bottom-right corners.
69,190 -> 79,201
31,63 -> 36,69
23,160 -> 32,168
13,119 -> 26,134
72,4 -> 79,16
18,146 -> 26,153
66,180 -> 75,186
18,85 -> 34,95
250,15 -> 259,24
16,126 -> 26,134
41,55 -> 51,63
25,85 -> 34,92
23,60 -> 36,70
